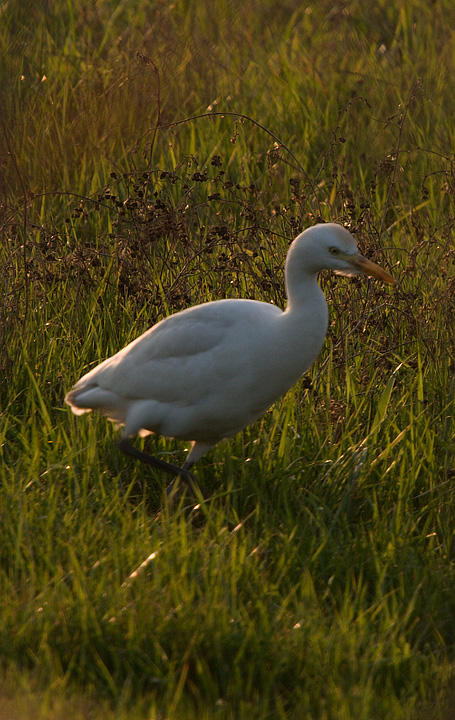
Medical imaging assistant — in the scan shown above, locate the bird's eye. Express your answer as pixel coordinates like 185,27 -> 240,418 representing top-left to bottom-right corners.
329,247 -> 340,255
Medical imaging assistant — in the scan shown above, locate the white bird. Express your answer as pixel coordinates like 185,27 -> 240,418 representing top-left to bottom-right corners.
65,223 -> 394,487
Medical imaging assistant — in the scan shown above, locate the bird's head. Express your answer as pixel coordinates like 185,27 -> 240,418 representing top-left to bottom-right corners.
289,223 -> 395,284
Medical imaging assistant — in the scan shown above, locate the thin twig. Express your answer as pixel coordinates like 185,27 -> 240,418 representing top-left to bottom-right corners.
379,79 -> 421,236
135,53 -> 162,166
0,109 -> 29,325
136,110 -> 322,215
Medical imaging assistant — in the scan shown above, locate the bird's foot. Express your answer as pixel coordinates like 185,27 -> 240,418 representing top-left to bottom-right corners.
116,437 -> 205,504
165,469 -> 205,503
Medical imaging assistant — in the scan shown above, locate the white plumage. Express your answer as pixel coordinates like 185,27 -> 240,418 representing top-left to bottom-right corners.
65,223 -> 394,480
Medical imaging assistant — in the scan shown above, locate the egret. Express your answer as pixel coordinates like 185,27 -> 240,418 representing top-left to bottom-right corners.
65,223 -> 394,487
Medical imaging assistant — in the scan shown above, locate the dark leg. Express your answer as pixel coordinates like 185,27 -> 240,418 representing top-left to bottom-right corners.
116,437 -> 194,485
164,459 -> 197,499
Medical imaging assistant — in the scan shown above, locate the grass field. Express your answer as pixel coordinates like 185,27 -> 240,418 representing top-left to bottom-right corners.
1,0 -> 455,717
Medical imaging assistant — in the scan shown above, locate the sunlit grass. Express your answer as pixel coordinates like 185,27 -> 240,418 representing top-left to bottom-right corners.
2,0 -> 455,718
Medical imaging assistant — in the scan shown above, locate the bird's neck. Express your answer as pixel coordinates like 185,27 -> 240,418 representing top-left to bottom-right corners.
284,268 -> 326,316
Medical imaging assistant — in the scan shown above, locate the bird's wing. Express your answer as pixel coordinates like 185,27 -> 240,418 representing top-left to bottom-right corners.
73,300 -> 276,406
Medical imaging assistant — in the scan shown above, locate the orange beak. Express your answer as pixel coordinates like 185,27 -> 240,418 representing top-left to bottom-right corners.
348,254 -> 396,284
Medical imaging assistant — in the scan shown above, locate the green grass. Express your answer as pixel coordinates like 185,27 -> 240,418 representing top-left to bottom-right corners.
1,0 -> 455,717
